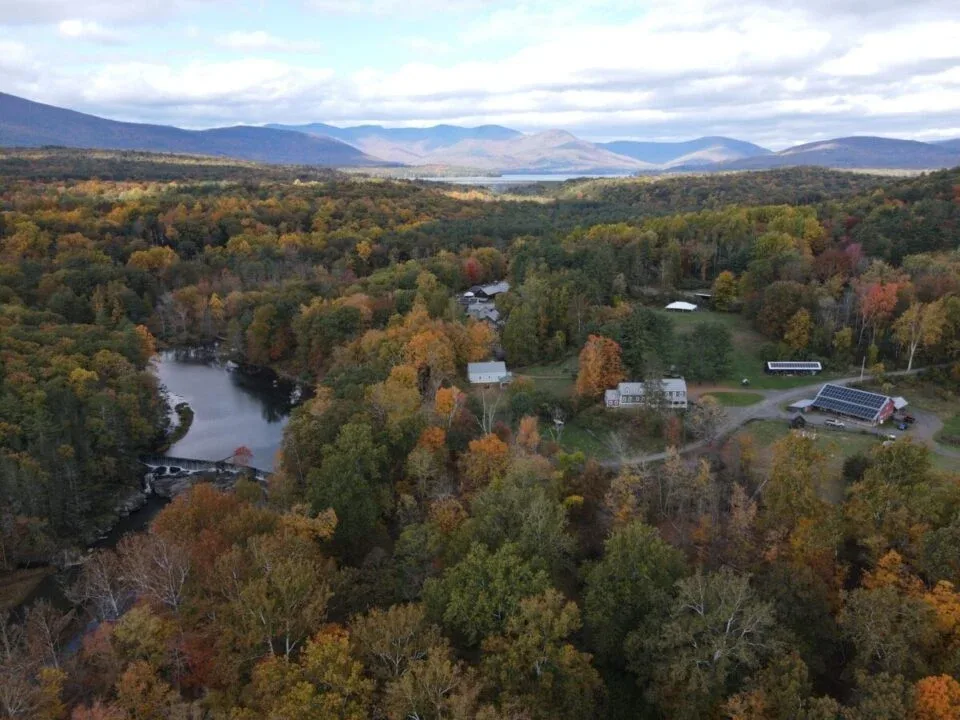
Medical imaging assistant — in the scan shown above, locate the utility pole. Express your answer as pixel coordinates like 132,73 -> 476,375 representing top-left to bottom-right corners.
860,355 -> 865,381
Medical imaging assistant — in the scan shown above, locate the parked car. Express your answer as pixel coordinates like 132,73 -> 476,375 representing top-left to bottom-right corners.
824,418 -> 845,429
903,414 -> 916,424
898,423 -> 909,431
884,433 -> 897,441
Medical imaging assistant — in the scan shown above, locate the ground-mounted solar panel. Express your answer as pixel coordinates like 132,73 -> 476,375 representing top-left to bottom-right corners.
765,361 -> 823,374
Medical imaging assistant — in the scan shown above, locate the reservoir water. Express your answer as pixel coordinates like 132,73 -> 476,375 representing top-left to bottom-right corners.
420,173 -> 632,186
16,351 -> 296,615
154,348 -> 296,471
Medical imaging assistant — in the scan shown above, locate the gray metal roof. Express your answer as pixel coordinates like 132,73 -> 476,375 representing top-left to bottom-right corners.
618,378 -> 687,394
468,361 -> 507,375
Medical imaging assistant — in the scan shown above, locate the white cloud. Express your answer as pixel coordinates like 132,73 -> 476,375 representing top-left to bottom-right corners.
58,19 -> 125,44
2,0 -> 960,146
215,30 -> 323,53
0,0 -> 227,25
305,0 -> 489,14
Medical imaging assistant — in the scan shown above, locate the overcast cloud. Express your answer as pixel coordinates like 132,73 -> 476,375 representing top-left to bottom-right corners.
0,0 -> 958,148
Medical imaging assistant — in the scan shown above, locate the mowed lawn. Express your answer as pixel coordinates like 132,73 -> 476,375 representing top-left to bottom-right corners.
514,356 -> 579,398
653,309 -> 848,390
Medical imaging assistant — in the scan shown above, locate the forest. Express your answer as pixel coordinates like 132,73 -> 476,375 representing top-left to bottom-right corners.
1,153 -> 960,719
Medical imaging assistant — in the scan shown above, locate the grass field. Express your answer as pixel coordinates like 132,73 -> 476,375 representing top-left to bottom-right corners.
703,391 -> 764,407
653,309 -> 846,390
514,356 -> 579,398
936,414 -> 960,448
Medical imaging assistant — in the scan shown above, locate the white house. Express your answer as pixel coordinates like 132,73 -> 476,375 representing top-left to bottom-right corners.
605,378 -> 688,409
665,301 -> 698,312
468,361 -> 512,385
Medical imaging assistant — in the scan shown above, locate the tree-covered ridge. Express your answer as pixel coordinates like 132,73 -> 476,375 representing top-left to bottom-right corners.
0,158 -> 959,719
509,166 -> 893,212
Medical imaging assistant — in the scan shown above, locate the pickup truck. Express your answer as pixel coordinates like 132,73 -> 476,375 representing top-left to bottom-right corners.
824,418 -> 845,429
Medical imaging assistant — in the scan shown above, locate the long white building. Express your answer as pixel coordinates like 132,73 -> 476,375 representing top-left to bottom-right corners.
605,378 -> 688,409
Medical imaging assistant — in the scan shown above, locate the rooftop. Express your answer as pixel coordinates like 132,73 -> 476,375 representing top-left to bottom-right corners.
812,384 -> 892,422
468,361 -> 508,374
618,378 -> 687,394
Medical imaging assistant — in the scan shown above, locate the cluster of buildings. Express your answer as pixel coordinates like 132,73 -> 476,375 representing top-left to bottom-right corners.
459,281 -> 510,326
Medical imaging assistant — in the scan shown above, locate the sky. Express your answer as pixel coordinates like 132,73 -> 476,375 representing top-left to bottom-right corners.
1,0 -> 959,149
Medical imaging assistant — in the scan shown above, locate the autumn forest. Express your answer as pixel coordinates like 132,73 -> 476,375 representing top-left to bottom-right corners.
2,153 -> 960,719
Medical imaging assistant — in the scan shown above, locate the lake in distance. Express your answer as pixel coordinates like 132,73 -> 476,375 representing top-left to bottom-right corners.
419,173 -> 632,186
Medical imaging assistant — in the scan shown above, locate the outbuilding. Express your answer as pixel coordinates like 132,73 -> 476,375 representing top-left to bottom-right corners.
811,384 -> 897,426
468,361 -> 512,385
765,361 -> 823,375
665,301 -> 698,312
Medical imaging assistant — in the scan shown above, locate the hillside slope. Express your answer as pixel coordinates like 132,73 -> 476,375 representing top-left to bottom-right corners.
600,137 -> 770,167
0,92 -> 383,167
699,136 -> 960,171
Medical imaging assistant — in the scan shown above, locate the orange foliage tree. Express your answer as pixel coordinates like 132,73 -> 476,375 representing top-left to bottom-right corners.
576,335 -> 625,399
459,433 -> 510,493
912,675 -> 960,720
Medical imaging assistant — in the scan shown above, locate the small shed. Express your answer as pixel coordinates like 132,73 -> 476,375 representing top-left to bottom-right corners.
787,399 -> 815,413
665,301 -> 698,312
892,396 -> 909,411
468,361 -> 511,385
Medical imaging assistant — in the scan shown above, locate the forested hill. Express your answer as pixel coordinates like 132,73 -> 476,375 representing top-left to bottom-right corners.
0,92 -> 383,167
1,155 -> 960,719
507,166 -> 893,211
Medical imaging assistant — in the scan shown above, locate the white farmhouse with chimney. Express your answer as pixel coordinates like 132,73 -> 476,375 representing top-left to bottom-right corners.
605,378 -> 688,409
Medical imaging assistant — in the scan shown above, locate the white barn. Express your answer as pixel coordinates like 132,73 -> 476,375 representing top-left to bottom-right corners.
605,378 -> 688,409
468,361 -> 512,385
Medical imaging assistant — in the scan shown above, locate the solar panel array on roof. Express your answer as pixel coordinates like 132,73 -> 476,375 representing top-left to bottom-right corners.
812,384 -> 890,422
766,361 -> 822,371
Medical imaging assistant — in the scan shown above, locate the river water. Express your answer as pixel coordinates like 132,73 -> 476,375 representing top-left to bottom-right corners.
16,350 -> 296,614
154,349 -> 296,471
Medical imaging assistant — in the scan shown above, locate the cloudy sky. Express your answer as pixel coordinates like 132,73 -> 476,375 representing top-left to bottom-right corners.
1,0 -> 959,148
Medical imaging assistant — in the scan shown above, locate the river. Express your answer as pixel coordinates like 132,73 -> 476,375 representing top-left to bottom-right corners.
16,350 -> 296,614
154,348 -> 296,471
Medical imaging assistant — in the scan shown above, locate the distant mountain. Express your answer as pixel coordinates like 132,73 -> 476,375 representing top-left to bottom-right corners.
421,129 -> 654,173
934,138 -> 960,151
0,92 -> 383,167
695,136 -> 960,171
599,136 -> 770,167
268,122 -> 521,152
277,123 -> 650,173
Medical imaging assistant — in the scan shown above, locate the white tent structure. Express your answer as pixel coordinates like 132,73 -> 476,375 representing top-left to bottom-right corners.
665,301 -> 698,312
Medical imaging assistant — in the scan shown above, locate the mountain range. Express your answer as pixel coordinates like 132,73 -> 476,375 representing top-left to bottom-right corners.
0,92 -> 381,167
2,91 -> 960,174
